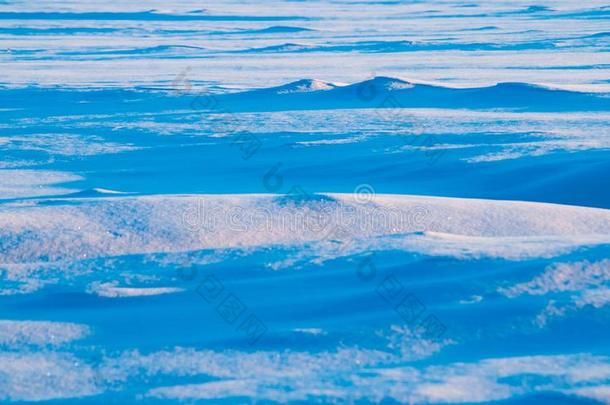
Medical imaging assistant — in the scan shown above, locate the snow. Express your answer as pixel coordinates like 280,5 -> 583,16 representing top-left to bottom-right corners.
2,0 -> 610,402
2,193 -> 610,264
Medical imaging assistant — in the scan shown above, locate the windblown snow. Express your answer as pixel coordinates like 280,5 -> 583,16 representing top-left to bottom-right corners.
1,193 -> 610,264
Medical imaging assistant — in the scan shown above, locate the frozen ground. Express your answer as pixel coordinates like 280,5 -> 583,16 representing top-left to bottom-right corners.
1,0 -> 610,403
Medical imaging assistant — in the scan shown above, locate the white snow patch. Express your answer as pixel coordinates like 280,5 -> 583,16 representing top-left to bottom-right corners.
293,328 -> 327,335
501,259 -> 610,297
0,351 -> 100,401
130,350 -> 610,403
0,134 -> 139,157
0,320 -> 90,347
0,170 -> 82,199
501,260 -> 610,326
569,385 -> 610,404
88,282 -> 185,298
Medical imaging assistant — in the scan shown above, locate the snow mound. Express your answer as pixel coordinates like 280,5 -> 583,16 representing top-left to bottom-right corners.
353,76 -> 416,91
217,77 -> 610,112
1,193 -> 610,263
265,79 -> 339,94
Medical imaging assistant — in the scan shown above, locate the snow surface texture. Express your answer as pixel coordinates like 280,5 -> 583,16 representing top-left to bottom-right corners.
2,0 -> 610,403
1,194 -> 610,265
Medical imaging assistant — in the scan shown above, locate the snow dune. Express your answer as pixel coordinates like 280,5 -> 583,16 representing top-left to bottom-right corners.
212,77 -> 610,112
1,193 -> 610,263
